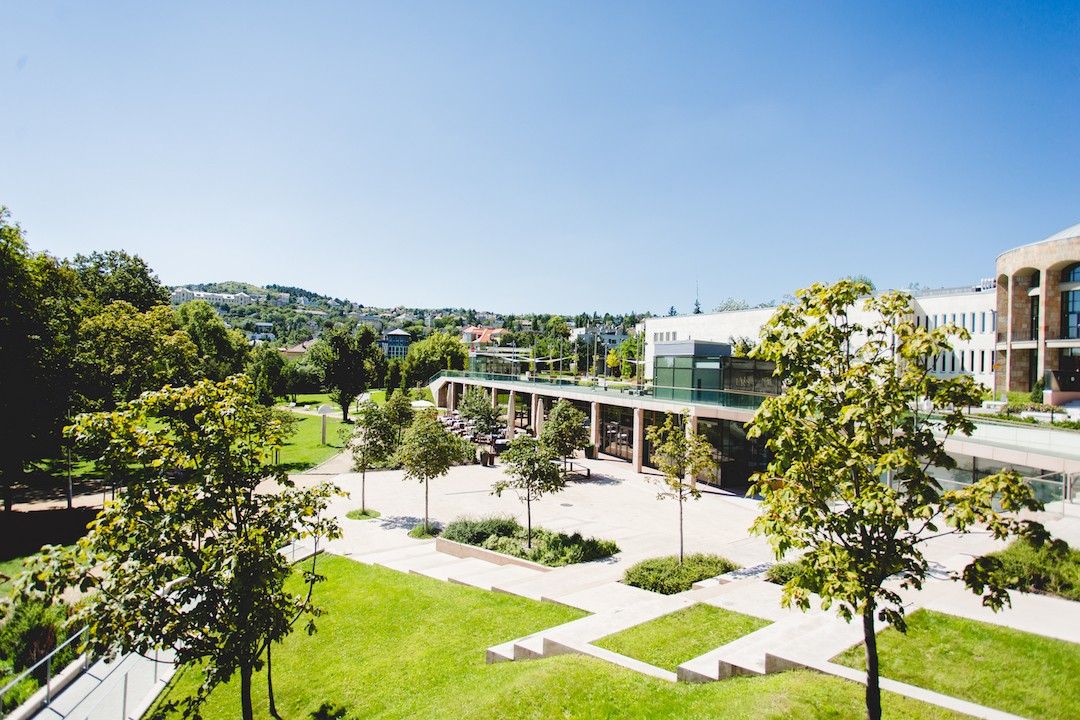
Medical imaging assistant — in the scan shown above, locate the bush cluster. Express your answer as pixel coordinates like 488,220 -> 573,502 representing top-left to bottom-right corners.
765,560 -> 804,586
0,598 -> 82,713
987,538 -> 1080,601
442,515 -> 619,567
623,554 -> 739,595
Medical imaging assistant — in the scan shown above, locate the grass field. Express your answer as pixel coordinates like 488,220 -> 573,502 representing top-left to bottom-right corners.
277,412 -> 350,472
593,604 -> 772,672
833,609 -> 1080,720
147,556 -> 967,719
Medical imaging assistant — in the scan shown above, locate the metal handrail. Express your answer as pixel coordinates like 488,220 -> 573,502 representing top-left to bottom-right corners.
0,626 -> 88,717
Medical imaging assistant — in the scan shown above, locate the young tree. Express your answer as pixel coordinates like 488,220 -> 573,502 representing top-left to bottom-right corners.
747,279 -> 1047,720
383,388 -> 415,446
397,412 -> 468,535
248,342 -> 288,405
493,435 -> 565,548
348,401 -> 394,514
539,399 -> 589,469
457,386 -> 503,440
311,325 -> 378,422
14,376 -> 343,720
645,413 -> 717,563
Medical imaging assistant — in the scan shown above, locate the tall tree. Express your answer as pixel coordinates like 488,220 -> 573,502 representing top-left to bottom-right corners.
383,388 -> 415,446
176,300 -> 251,381
747,279 -> 1047,720
493,435 -> 565,548
397,412 -> 468,535
248,342 -> 288,405
71,249 -> 169,311
15,376 -> 342,720
311,325 -> 378,422
645,413 -> 717,563
348,401 -> 394,514
74,301 -> 197,411
539,399 -> 590,469
402,331 -> 467,387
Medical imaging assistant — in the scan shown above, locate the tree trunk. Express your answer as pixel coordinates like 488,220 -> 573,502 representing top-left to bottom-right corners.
240,662 -> 255,720
526,496 -> 532,549
863,601 -> 882,720
361,468 -> 367,514
424,478 -> 429,534
267,643 -> 280,719
678,493 -> 684,564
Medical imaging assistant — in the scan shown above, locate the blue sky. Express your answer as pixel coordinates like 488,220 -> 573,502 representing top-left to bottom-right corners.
3,1 -> 1078,315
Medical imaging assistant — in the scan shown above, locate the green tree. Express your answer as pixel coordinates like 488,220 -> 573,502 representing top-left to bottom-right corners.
746,279 -> 1047,720
383,388 -> 415,446
14,376 -> 342,720
402,332 -> 467,387
539,399 -> 589,469
348,402 -> 394,514
493,435 -> 565,548
74,301 -> 197,411
397,412 -> 468,534
383,357 -> 404,393
248,342 -> 287,405
71,249 -> 170,311
176,300 -> 251,381
457,387 -> 503,439
311,325 -> 378,422
0,209 -> 81,510
605,348 -> 621,377
645,413 -> 717,563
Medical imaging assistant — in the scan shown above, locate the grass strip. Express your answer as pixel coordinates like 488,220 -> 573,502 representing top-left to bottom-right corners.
594,604 -> 771,671
147,556 -> 967,719
833,609 -> 1080,720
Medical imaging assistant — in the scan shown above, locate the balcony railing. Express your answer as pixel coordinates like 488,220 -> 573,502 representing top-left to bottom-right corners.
430,370 -> 773,411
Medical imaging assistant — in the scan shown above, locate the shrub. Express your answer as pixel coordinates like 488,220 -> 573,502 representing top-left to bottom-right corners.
623,554 -> 739,595
442,515 -> 522,545
765,560 -> 804,585
987,538 -> 1080,601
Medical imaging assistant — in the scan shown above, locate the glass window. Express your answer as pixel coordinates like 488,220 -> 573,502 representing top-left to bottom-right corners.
1065,263 -> 1080,283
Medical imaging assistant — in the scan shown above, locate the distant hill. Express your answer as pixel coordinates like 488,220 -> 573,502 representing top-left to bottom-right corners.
265,284 -> 332,302
184,281 -> 272,295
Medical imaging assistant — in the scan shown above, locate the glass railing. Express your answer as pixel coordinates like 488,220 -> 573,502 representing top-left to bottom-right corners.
430,371 -> 773,410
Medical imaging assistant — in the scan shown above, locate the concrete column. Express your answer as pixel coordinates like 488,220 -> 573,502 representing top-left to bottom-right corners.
1042,265 -> 1061,385
632,407 -> 644,473
448,383 -> 457,412
590,401 -> 601,448
534,397 -> 546,436
507,390 -> 517,439
491,387 -> 500,410
530,395 -> 541,436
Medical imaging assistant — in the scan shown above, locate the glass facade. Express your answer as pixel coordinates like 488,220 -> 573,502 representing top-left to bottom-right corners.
653,347 -> 776,407
696,417 -> 770,487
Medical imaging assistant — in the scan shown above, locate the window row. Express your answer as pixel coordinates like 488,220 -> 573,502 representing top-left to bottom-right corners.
929,349 -> 993,374
913,311 -> 996,334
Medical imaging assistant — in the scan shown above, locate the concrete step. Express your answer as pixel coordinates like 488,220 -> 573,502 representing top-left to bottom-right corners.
352,542 -> 435,567
378,551 -> 455,573
412,557 -> 493,582
450,564 -> 543,591
551,580 -> 659,613
492,562 -> 621,602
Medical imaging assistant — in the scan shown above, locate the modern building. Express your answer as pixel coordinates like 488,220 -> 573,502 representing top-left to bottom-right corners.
170,287 -> 266,306
380,328 -> 412,359
995,222 -> 1080,403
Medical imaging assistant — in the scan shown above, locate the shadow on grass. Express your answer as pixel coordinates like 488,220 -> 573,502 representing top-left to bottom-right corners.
0,508 -> 99,560
310,703 -> 349,719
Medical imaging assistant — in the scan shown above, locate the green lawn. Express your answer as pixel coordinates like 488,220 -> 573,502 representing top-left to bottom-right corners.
0,555 -> 30,593
277,412 -> 350,472
594,604 -> 772,672
833,609 -> 1080,720
148,556 -> 967,719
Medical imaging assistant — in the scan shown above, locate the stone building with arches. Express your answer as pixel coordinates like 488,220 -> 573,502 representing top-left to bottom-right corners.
996,222 -> 1080,402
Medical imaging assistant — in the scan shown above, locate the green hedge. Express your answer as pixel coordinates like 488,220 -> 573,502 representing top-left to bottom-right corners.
442,515 -> 619,567
623,554 -> 739,595
987,538 -> 1080,601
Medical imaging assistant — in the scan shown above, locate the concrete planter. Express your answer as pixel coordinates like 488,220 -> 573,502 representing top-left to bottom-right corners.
435,538 -> 550,572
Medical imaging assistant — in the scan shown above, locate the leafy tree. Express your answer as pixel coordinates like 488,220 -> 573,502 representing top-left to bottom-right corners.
74,301 -> 197,411
457,387 -> 502,440
311,325 -> 378,422
402,332 -> 467,387
746,279 -> 1047,720
713,297 -> 750,312
539,399 -> 589,469
14,376 -> 342,720
383,388 -> 415,446
248,342 -> 287,405
348,402 -> 394,514
71,249 -> 169,311
176,299 -> 251,381
397,412 -> 470,534
729,335 -> 757,358
383,357 -> 404,393
0,210 -> 85,510
667,306 -> 677,316
605,348 -> 621,377
645,413 -> 717,563
493,435 -> 565,548
544,315 -> 570,340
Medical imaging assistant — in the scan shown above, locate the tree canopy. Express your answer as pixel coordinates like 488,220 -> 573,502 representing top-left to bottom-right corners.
398,412 -> 471,534
13,376 -> 342,720
348,401 -> 395,514
71,249 -> 170,311
402,332 -> 467,387
176,299 -> 251,381
311,324 -> 379,422
747,279 -> 1047,720
540,399 -> 589,467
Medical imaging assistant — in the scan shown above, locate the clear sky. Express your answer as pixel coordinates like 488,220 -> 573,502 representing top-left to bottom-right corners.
3,1 -> 1078,315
